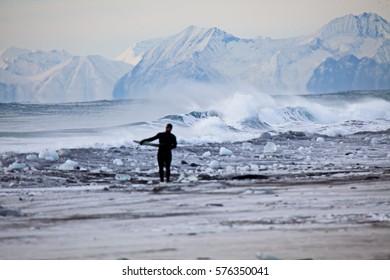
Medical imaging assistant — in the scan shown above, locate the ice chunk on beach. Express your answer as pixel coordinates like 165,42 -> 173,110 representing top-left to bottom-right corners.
186,175 -> 198,183
178,172 -> 198,183
38,149 -> 59,161
225,165 -> 235,173
263,142 -> 277,153
242,142 -> 253,151
209,160 -> 221,170
58,159 -> 79,170
201,151 -> 211,158
219,147 -> 233,156
237,166 -> 251,172
113,159 -> 124,166
115,174 -> 131,181
101,166 -> 113,173
26,154 -> 38,161
259,132 -> 272,139
250,164 -> 259,172
58,148 -> 71,157
316,137 -> 325,143
370,137 -> 382,145
8,161 -> 27,171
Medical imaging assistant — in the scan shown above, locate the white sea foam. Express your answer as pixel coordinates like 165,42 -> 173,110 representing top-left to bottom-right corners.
0,91 -> 389,153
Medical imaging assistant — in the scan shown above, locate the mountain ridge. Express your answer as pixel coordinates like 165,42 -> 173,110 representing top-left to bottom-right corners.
1,12 -> 389,103
113,12 -> 390,98
0,52 -> 132,103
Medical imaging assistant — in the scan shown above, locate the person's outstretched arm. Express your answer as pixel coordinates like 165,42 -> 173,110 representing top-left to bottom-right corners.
140,134 -> 159,145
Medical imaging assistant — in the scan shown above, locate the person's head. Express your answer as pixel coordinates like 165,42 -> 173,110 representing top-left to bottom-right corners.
166,123 -> 173,133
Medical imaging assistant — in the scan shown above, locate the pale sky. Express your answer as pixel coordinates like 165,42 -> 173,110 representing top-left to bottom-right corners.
1,0 -> 389,58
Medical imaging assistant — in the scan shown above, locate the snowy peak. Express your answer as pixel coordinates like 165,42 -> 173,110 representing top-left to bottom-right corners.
356,12 -> 390,39
0,47 -> 31,69
5,49 -> 72,76
116,37 -> 166,66
317,12 -> 390,40
143,25 -> 239,62
116,26 -> 239,67
172,25 -> 238,51
32,55 -> 132,103
113,25 -> 239,98
176,25 -> 238,46
0,47 -> 31,61
116,47 -> 142,66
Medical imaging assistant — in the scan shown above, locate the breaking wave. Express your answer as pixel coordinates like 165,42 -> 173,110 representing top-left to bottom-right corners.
1,91 -> 390,152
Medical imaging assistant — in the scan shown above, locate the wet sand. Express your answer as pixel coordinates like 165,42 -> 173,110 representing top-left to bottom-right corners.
1,131 -> 390,259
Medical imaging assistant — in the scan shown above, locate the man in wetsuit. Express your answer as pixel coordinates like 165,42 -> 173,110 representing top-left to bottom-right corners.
140,123 -> 177,182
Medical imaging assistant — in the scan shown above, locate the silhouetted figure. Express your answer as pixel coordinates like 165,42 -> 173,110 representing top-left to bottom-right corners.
140,123 -> 177,182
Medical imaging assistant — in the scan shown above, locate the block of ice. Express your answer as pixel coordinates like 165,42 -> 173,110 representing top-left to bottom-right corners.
115,174 -> 131,181
38,149 -> 59,161
209,160 -> 221,170
370,137 -> 382,145
8,161 -> 27,170
225,165 -> 235,173
113,159 -> 124,166
201,151 -> 211,158
26,154 -> 38,161
58,159 -> 79,170
263,142 -> 277,153
219,147 -> 233,156
250,164 -> 259,172
58,148 -> 71,157
242,142 -> 253,150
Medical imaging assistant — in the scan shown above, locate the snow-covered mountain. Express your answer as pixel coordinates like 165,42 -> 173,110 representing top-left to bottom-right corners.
114,12 -> 390,98
0,50 -> 132,103
307,55 -> 390,93
113,26 -> 235,98
30,55 -> 132,103
1,12 -> 389,103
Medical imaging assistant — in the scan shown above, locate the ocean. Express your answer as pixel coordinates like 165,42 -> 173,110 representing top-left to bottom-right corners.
1,90 -> 389,153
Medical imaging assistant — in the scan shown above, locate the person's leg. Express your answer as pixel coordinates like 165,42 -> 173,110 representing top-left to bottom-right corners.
157,152 -> 164,182
165,153 -> 172,182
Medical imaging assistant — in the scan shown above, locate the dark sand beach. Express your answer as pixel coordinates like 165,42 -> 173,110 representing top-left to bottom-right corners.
1,131 -> 390,259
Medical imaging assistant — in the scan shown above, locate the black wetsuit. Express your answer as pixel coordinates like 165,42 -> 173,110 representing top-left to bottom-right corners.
141,132 -> 177,182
